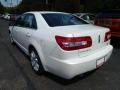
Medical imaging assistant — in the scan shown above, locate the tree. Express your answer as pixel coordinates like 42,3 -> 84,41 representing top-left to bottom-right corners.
16,0 -> 51,13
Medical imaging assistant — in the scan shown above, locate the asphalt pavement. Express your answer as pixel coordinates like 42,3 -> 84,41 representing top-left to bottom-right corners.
0,19 -> 120,90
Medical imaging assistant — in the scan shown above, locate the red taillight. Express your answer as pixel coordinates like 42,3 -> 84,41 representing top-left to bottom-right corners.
55,36 -> 92,51
104,31 -> 111,42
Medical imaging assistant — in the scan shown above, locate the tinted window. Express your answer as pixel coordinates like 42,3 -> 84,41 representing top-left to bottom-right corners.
42,13 -> 88,27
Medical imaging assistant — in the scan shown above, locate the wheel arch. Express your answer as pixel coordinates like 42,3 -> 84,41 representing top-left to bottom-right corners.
28,44 -> 47,71
8,30 -> 10,34
28,45 -> 35,54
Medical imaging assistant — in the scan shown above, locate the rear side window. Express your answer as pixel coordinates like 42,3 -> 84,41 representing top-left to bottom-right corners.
42,13 -> 88,27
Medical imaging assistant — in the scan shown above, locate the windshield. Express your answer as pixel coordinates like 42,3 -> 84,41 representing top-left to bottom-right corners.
42,13 -> 88,27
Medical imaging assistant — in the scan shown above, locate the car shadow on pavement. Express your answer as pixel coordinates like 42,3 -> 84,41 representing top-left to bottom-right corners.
44,69 -> 97,85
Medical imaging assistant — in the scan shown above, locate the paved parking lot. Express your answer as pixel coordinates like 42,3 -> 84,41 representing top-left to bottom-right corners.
0,19 -> 120,90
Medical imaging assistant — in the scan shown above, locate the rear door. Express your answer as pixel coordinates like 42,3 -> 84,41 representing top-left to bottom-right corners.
12,15 -> 25,44
16,14 -> 38,52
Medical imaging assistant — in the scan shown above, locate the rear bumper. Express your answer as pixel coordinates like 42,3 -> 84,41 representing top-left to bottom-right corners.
47,45 -> 113,79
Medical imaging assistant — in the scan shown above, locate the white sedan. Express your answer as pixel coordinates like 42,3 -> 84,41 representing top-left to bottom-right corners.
9,11 -> 113,79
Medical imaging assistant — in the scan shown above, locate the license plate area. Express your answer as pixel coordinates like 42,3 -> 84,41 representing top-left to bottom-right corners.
96,57 -> 105,68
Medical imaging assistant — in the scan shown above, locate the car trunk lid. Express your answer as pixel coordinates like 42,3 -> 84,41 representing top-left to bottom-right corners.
52,25 -> 110,58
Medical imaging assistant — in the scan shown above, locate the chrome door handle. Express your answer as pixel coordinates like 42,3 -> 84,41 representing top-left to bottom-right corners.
26,33 -> 31,37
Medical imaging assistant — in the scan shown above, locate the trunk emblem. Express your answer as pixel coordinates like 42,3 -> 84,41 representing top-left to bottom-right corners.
98,35 -> 101,43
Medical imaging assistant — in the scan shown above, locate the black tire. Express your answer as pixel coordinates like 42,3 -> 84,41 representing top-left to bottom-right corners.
29,48 -> 44,74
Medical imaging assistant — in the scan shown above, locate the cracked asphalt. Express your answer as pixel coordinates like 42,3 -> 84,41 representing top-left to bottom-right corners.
0,19 -> 120,90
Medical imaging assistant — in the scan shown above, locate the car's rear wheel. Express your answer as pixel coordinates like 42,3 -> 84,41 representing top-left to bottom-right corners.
30,48 -> 44,74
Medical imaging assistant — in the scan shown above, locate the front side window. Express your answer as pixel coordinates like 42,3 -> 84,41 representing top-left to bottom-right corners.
42,13 -> 88,27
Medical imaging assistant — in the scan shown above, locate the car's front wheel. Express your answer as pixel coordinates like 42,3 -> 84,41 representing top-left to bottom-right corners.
30,48 -> 44,74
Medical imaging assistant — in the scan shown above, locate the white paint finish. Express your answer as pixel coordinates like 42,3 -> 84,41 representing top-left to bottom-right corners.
9,11 -> 113,79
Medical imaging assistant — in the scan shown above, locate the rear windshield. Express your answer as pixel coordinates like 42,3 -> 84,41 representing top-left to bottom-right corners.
97,10 -> 120,18
42,13 -> 88,27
